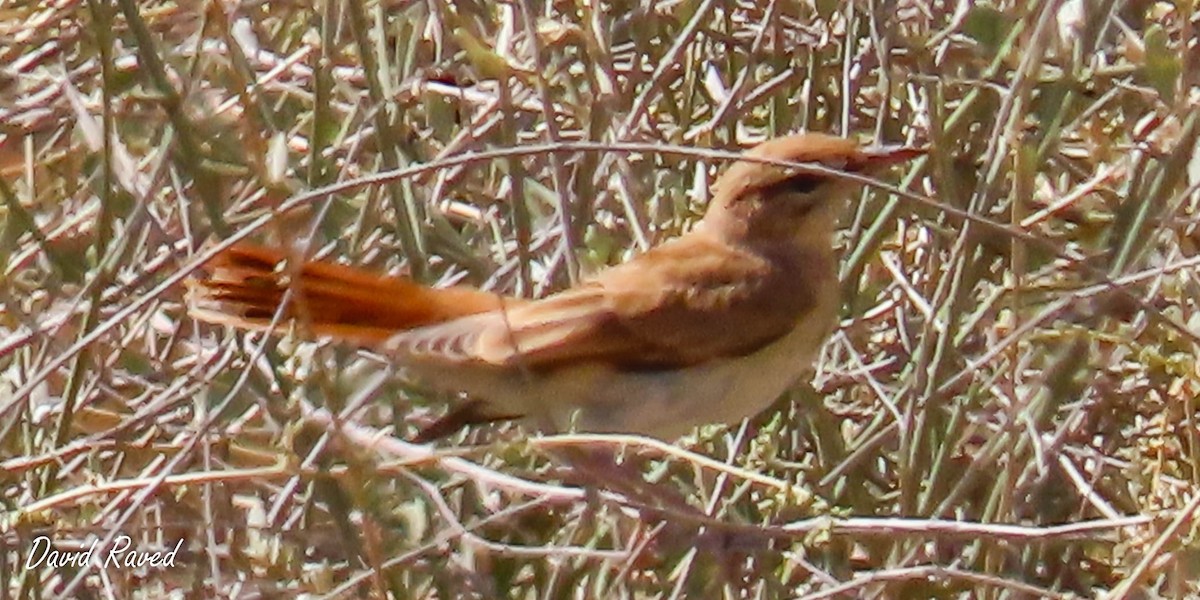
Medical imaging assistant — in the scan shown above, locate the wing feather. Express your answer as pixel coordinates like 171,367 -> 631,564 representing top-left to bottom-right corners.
390,233 -> 830,370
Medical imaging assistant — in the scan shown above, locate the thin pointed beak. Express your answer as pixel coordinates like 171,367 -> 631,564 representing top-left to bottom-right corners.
854,144 -> 927,171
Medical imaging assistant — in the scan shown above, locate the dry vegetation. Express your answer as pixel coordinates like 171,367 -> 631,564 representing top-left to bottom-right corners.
3,0 -> 1200,597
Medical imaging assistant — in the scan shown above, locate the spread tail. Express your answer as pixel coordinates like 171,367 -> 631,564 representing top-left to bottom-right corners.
187,244 -> 514,345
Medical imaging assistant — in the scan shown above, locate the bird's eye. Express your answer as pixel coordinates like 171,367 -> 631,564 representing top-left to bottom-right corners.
762,173 -> 826,196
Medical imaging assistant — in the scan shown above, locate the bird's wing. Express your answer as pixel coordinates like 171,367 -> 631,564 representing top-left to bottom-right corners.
392,233 -> 830,370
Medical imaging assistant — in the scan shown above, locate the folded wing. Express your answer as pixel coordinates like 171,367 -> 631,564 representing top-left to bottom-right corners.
392,233 -> 827,371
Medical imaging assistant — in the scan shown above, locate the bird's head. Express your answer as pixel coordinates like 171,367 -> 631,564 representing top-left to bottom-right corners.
700,133 -> 924,244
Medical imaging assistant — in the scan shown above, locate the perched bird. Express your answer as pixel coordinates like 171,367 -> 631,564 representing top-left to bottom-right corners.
187,134 -> 923,440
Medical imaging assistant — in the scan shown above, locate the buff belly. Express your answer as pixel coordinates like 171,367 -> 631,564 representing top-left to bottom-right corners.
409,309 -> 835,439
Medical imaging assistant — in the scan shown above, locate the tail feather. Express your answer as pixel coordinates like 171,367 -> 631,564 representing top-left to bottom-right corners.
187,244 -> 516,345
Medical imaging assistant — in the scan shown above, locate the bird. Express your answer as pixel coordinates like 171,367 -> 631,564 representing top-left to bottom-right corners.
187,133 -> 924,440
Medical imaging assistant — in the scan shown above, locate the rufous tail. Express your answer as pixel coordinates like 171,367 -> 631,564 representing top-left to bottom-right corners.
187,244 -> 514,345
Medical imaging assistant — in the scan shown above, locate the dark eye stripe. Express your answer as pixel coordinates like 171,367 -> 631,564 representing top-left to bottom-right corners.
762,173 -> 826,196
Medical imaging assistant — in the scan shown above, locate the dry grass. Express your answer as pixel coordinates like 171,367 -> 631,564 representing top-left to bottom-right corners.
3,0 -> 1200,597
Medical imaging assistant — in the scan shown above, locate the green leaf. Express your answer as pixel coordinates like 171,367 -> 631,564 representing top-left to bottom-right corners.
1142,25 -> 1180,103
963,5 -> 1012,55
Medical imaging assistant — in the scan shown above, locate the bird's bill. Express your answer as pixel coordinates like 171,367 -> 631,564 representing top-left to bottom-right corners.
856,144 -> 927,171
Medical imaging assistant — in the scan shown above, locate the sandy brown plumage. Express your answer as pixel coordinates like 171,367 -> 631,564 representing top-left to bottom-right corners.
187,133 -> 923,439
